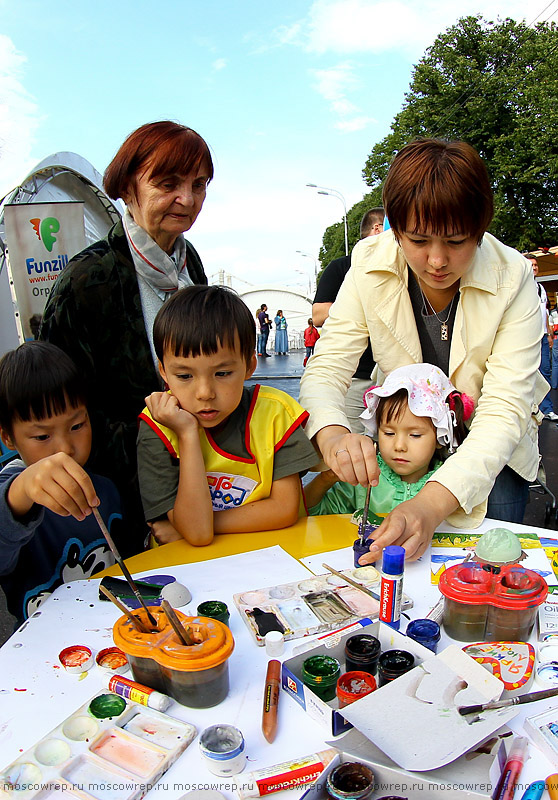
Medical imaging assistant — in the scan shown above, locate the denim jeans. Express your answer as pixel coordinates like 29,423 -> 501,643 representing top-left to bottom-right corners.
260,329 -> 270,355
486,465 -> 529,524
539,336 -> 554,415
552,338 -> 558,389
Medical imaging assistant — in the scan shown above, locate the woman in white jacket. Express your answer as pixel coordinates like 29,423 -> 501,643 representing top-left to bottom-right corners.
300,138 -> 547,562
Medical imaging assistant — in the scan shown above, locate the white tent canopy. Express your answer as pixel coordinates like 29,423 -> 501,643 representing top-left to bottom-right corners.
0,152 -> 121,356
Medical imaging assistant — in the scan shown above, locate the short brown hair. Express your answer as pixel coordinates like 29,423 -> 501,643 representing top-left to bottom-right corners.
103,121 -> 213,201
360,207 -> 384,238
383,139 -> 493,244
153,285 -> 256,368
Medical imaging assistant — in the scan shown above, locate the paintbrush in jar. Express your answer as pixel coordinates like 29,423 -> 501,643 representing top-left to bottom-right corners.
92,506 -> 157,627
161,599 -> 195,646
99,585 -> 152,633
360,484 -> 372,545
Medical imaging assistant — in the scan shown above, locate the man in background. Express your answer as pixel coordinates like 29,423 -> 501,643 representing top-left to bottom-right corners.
257,304 -> 272,357
312,208 -> 384,433
525,253 -> 558,421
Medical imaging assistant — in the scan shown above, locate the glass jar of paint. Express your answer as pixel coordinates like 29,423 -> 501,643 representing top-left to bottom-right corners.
113,611 -> 235,708
301,655 -> 341,702
336,671 -> 377,708
439,562 -> 547,642
325,762 -> 375,800
377,650 -> 415,687
344,634 -> 381,675
199,724 -> 246,776
405,619 -> 441,653
197,600 -> 230,627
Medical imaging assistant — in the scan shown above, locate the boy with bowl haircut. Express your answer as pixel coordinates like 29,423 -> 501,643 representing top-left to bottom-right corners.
137,285 -> 318,545
0,342 -> 121,623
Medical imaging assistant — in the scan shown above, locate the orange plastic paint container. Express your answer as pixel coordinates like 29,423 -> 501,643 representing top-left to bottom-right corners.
113,607 -> 235,708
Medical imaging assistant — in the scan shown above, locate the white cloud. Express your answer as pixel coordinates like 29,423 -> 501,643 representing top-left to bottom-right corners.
212,58 -> 227,71
335,115 -> 376,131
311,62 -> 375,132
279,0 -> 557,59
312,63 -> 356,102
0,35 -> 40,198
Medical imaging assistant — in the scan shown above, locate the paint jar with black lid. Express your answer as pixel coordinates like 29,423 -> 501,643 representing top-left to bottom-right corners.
344,634 -> 381,676
326,762 -> 375,800
377,649 -> 415,687
405,619 -> 441,653
301,655 -> 341,702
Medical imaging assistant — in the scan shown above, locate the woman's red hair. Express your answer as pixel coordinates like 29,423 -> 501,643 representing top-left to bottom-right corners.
103,121 -> 213,201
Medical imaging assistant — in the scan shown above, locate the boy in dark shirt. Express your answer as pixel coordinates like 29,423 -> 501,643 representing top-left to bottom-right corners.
0,342 -> 121,623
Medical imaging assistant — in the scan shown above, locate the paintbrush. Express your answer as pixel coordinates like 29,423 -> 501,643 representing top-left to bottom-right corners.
359,484 -> 372,545
99,585 -> 152,633
92,506 -> 157,627
161,599 -> 195,646
322,562 -> 380,601
458,686 -> 558,716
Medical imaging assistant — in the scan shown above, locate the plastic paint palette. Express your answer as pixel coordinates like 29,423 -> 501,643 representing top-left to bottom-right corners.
0,690 -> 196,800
233,568 -> 413,646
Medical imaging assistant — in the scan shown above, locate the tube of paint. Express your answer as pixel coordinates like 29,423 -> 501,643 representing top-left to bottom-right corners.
104,673 -> 171,711
379,545 -> 405,630
237,748 -> 338,799
547,774 -> 558,800
520,781 -> 546,800
493,736 -> 528,800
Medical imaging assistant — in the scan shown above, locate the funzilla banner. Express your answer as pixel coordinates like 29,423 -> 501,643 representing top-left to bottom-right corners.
4,201 -> 85,340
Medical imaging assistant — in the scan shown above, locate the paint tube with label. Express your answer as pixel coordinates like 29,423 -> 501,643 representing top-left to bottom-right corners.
237,748 -> 338,798
104,674 -> 171,712
379,545 -> 405,630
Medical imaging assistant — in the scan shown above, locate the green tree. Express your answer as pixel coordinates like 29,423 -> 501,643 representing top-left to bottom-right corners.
317,188 -> 382,278
362,16 -> 558,251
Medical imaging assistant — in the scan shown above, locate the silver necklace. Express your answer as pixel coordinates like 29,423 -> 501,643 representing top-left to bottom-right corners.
418,280 -> 458,341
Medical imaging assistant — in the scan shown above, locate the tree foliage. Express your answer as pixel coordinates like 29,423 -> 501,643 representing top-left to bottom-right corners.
317,188 -> 382,278
361,16 -> 558,252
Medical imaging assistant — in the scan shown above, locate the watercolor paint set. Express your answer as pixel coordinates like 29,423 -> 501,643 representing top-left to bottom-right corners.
0,690 -> 196,800
233,567 -> 413,646
525,707 -> 558,767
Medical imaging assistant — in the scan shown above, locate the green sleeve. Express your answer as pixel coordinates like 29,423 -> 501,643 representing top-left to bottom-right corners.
308,481 -> 366,516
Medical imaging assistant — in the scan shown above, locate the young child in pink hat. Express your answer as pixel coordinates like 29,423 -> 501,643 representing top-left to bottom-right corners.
305,363 -> 473,527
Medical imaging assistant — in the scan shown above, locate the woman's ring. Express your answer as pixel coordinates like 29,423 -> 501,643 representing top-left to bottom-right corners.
335,448 -> 348,457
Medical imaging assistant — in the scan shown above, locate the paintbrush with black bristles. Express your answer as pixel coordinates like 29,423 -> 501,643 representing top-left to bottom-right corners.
92,507 -> 157,627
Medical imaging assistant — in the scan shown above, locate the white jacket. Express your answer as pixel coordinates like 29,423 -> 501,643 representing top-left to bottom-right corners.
300,231 -> 548,527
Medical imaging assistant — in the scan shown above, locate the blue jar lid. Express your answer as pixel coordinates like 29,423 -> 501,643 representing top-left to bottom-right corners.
382,545 -> 405,576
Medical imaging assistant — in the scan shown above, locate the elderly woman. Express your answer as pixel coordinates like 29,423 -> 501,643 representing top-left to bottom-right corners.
299,138 -> 547,562
41,121 -> 213,553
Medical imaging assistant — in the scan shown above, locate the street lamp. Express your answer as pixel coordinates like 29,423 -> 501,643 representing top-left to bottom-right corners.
306,183 -> 348,256
296,250 -> 318,292
294,269 -> 312,297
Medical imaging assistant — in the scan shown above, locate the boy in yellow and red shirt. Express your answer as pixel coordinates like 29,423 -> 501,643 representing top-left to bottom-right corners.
137,285 -> 317,545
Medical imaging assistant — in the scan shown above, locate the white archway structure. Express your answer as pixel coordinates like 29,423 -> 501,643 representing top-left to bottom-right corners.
240,286 -> 312,350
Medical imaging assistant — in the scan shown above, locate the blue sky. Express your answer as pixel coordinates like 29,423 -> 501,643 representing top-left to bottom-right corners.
1,0 -> 555,291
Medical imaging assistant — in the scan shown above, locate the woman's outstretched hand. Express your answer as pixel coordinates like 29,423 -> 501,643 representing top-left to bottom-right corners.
358,482 -> 460,563
317,425 -> 380,487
